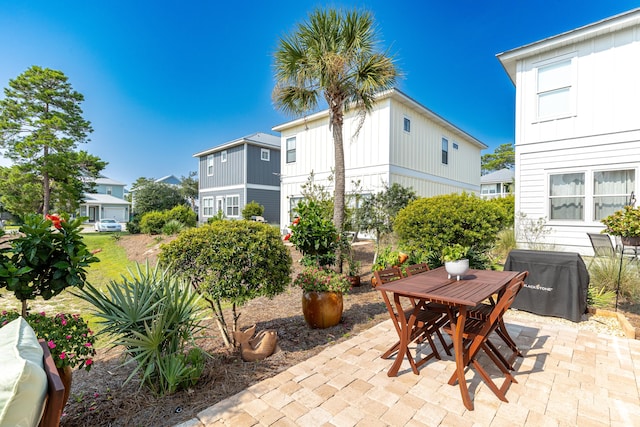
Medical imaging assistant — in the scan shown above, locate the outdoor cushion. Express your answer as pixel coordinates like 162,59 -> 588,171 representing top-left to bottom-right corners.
0,317 -> 48,427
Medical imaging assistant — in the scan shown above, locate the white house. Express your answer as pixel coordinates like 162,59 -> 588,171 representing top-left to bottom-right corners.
497,8 -> 640,254
79,176 -> 130,223
480,168 -> 514,199
272,88 -> 486,227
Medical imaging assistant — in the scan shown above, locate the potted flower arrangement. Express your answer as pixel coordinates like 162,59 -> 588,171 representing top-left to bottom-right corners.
600,205 -> 640,246
294,267 -> 351,328
442,244 -> 470,280
370,246 -> 409,287
0,310 -> 97,406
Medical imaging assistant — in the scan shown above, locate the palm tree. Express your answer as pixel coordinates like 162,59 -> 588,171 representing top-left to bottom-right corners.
273,8 -> 398,236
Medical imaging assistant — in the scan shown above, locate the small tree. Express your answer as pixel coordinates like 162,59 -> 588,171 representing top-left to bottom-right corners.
159,220 -> 292,347
179,171 -> 199,211
0,214 -> 99,316
287,200 -> 339,267
132,181 -> 186,216
242,201 -> 264,220
358,183 -> 417,259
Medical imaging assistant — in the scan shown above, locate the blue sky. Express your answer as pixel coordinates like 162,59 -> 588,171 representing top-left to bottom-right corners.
1,1 -> 638,187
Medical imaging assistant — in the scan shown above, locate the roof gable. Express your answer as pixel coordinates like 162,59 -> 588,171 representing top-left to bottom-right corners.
497,8 -> 640,84
193,132 -> 281,158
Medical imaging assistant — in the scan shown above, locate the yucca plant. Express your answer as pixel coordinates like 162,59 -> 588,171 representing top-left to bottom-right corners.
75,263 -> 206,396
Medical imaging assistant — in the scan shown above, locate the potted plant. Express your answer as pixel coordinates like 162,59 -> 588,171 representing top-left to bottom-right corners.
600,205 -> 640,246
370,246 -> 409,287
442,244 -> 470,280
347,257 -> 362,286
1,310 -> 97,407
294,267 -> 351,328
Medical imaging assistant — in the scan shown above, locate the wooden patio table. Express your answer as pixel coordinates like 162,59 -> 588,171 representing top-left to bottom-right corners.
376,266 -> 519,410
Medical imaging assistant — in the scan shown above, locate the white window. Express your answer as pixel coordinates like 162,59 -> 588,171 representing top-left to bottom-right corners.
226,195 -> 239,217
106,186 -> 112,195
221,151 -> 227,163
549,173 -> 585,220
537,58 -> 573,119
453,142 -> 459,150
403,117 -> 411,133
441,137 -> 449,165
286,137 -> 296,163
594,169 -> 635,220
202,197 -> 214,216
261,149 -> 270,161
206,154 -> 214,176
289,196 -> 303,222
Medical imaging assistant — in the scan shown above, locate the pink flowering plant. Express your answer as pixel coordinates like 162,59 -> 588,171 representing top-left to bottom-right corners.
293,267 -> 351,294
0,310 -> 96,371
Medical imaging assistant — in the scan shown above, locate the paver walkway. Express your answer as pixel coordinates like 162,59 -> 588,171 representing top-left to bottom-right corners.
176,312 -> 640,426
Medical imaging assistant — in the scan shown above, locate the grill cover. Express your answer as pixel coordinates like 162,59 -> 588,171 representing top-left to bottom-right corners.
504,249 -> 589,322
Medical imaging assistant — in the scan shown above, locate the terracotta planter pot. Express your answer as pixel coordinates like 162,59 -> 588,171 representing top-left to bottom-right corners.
302,291 -> 343,329
57,365 -> 72,408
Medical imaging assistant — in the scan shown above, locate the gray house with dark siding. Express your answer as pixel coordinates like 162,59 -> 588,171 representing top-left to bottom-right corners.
193,133 -> 281,224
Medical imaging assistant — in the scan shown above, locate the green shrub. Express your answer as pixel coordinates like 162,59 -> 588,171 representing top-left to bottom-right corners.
159,220 -> 292,347
140,211 -> 168,234
488,195 -> 515,227
76,263 -> 205,396
126,216 -> 141,234
588,257 -> 640,302
395,193 -> 509,269
587,285 -> 617,308
492,228 -> 516,260
166,205 -> 197,228
162,219 -> 184,235
242,201 -> 264,220
207,210 -> 225,223
287,200 -> 338,266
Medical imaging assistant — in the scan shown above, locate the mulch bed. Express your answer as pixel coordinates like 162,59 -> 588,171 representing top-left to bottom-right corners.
62,238 -> 385,427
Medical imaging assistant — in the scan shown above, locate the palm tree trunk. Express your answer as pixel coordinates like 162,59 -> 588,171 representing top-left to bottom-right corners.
333,118 -> 345,272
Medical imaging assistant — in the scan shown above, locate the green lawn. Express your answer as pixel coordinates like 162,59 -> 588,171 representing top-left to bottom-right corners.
1,233 -> 137,338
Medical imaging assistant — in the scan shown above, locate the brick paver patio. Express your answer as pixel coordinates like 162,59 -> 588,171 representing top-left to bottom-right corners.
176,312 -> 640,426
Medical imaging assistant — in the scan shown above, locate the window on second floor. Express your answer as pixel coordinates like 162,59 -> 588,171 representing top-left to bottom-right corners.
441,137 -> 449,165
221,151 -> 227,163
403,117 -> 411,133
286,137 -> 296,163
106,186 -> 112,195
206,154 -> 214,176
536,58 -> 573,120
261,149 -> 270,161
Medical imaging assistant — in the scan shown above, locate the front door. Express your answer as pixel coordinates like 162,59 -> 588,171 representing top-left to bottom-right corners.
88,207 -> 96,222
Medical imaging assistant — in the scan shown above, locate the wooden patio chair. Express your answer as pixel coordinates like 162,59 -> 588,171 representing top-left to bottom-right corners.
374,267 -> 449,370
467,271 -> 528,370
443,278 -> 525,403
405,263 -> 452,330
404,263 -> 430,276
39,339 -> 65,427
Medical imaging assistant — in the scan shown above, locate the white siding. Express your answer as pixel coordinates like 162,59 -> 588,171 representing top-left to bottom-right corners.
509,14 -> 640,254
275,90 -> 484,227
